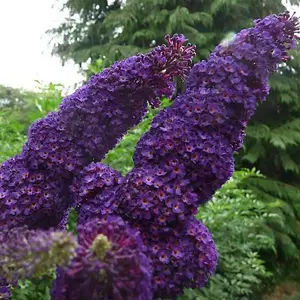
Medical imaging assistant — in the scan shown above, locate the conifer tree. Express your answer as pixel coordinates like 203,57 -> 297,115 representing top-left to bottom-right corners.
50,0 -> 288,66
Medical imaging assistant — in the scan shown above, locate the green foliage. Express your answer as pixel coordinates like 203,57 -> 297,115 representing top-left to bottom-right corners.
0,85 -> 34,162
48,0 -> 123,66
66,208 -> 78,236
239,177 -> 300,265
50,0 -> 288,67
0,115 -> 27,163
0,83 -> 63,162
11,273 -> 55,300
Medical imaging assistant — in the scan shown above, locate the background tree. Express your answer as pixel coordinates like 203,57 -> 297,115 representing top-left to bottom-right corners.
50,0 -> 290,67
49,0 -> 123,67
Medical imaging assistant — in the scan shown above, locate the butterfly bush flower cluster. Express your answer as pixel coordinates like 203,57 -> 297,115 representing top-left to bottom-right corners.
119,11 -> 300,225
0,34 -> 195,231
0,12 -> 299,300
92,11 -> 297,297
25,33 -> 195,173
51,216 -> 153,300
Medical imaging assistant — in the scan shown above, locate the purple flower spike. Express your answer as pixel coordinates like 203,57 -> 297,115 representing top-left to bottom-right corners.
99,12 -> 299,298
115,11 -> 300,228
0,35 -> 195,230
51,216 -> 153,300
24,34 -> 196,175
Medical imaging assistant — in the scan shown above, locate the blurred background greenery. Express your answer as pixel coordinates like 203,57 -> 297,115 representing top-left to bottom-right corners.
2,0 -> 300,299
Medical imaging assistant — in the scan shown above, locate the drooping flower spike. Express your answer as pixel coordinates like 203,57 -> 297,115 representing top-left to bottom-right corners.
24,33 -> 196,174
84,12 -> 299,298
51,216 -> 153,300
115,11 -> 300,227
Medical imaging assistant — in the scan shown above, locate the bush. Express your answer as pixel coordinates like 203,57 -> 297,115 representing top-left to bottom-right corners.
104,107 -> 281,299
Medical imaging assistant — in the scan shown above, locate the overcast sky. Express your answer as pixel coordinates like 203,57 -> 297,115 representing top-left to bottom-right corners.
0,1 -> 299,91
0,0 -> 84,91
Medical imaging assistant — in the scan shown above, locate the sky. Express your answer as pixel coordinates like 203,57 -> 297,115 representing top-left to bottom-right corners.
0,1 -> 299,92
0,0 -> 84,91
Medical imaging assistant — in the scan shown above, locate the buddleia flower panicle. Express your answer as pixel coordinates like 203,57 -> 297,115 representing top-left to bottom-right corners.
0,35 -> 195,230
98,12 -> 299,298
0,227 -> 77,285
51,216 -> 153,300
115,11 -> 300,225
25,33 -> 196,175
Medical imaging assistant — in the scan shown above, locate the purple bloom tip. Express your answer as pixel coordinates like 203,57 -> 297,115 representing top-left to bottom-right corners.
51,216 -> 153,300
